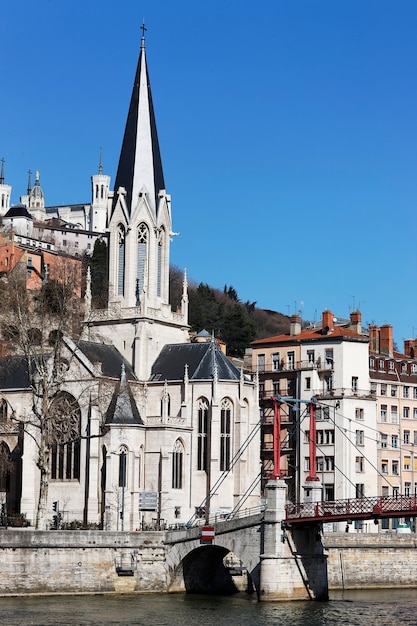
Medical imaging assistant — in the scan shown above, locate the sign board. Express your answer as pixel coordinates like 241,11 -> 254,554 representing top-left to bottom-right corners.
201,526 -> 215,542
139,492 -> 158,511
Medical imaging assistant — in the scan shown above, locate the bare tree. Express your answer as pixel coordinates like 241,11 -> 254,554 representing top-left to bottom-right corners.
0,257 -> 87,528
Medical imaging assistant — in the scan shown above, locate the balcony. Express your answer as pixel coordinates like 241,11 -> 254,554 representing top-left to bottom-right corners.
255,359 -> 332,374
313,387 -> 376,400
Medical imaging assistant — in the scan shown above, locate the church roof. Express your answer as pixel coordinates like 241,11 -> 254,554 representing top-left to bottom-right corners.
149,342 -> 241,382
104,365 -> 143,425
0,355 -> 33,390
76,341 -> 137,380
0,342 -> 136,391
111,31 -> 165,220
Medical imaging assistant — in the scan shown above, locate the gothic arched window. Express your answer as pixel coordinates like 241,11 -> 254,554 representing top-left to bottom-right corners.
0,441 -> 11,492
197,398 -> 209,471
118,446 -> 128,488
172,439 -> 184,489
220,398 -> 232,471
117,224 -> 125,296
136,223 -> 148,301
157,228 -> 164,298
0,399 -> 7,423
50,392 -> 81,481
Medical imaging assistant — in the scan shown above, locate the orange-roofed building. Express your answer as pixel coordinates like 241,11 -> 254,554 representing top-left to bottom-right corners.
0,232 -> 82,296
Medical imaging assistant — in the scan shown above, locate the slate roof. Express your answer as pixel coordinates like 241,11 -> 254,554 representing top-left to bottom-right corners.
111,38 -> 165,219
104,365 -> 143,425
76,341 -> 137,381
0,356 -> 33,390
4,205 -> 33,220
0,342 -> 136,391
150,342 -> 241,382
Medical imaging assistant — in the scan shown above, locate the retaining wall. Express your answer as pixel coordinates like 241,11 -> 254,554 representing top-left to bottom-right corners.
1,529 -> 416,595
324,532 -> 417,589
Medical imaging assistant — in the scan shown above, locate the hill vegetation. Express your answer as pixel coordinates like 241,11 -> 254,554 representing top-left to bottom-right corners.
169,266 -> 290,357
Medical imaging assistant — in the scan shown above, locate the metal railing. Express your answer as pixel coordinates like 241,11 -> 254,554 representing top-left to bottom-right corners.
286,494 -> 417,524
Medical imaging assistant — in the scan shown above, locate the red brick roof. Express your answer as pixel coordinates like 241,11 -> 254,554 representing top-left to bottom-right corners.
251,325 -> 366,346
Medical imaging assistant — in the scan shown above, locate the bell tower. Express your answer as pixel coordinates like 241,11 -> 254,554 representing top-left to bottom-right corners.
90,149 -> 111,232
87,25 -> 189,378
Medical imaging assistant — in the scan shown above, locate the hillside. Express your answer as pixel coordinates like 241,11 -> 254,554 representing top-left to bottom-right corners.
169,266 -> 290,357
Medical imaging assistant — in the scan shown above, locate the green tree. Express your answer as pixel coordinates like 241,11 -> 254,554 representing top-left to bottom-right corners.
84,239 -> 108,309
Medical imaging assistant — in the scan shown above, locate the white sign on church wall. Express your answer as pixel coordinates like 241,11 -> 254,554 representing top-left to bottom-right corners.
139,492 -> 158,511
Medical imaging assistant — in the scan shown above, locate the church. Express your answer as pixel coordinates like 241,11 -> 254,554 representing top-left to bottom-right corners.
0,30 -> 261,530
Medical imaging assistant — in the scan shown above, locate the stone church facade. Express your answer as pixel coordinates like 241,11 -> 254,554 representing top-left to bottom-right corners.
0,32 -> 261,530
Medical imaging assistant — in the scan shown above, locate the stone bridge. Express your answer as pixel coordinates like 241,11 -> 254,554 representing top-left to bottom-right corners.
164,480 -> 328,601
165,512 -> 264,595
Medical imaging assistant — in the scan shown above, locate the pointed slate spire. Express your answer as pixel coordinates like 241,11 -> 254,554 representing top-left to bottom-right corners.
0,158 -> 5,185
105,363 -> 143,425
112,23 -> 165,220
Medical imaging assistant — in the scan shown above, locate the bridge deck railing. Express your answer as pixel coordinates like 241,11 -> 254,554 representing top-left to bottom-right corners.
286,495 -> 417,524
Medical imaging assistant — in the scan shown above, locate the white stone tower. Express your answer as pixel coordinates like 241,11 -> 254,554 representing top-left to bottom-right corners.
0,159 -> 12,217
90,149 -> 111,232
88,26 -> 189,378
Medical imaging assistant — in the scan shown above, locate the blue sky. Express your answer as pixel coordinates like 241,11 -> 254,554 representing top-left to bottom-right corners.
2,1 -> 416,347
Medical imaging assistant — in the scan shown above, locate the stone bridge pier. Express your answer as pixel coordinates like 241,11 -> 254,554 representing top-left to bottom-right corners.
260,479 -> 328,601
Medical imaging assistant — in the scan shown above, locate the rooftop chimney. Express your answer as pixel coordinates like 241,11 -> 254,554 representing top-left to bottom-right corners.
380,324 -> 393,357
349,310 -> 362,335
290,314 -> 302,336
404,339 -> 416,359
368,325 -> 379,353
321,310 -> 334,335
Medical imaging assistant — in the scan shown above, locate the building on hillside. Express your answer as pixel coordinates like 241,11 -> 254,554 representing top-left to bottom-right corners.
0,29 -> 261,530
369,325 -> 417,531
32,221 -> 104,257
0,159 -> 111,235
0,232 -> 82,296
251,309 -> 378,531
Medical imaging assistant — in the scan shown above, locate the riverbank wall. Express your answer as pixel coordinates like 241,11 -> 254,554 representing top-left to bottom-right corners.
324,532 -> 417,589
0,530 -> 416,595
0,530 -> 167,595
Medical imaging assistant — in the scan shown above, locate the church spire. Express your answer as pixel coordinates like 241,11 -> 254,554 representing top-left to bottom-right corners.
112,22 -> 165,220
0,158 -> 4,185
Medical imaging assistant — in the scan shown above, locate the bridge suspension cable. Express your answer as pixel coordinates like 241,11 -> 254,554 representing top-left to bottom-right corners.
186,415 -> 263,527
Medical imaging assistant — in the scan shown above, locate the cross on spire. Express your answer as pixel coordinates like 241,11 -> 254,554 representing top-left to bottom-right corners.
140,21 -> 147,49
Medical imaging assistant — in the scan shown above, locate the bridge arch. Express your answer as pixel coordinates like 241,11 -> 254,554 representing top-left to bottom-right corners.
165,519 -> 262,595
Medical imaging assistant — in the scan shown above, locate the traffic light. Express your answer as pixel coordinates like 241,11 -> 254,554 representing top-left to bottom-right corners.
52,501 -> 60,529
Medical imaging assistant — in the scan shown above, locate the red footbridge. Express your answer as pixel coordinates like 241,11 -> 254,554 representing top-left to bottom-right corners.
285,495 -> 417,525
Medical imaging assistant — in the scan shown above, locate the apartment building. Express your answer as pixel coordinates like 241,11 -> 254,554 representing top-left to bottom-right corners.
370,325 -> 417,530
251,310 -> 378,525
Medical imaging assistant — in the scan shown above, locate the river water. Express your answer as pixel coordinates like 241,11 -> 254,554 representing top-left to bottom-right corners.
0,589 -> 416,626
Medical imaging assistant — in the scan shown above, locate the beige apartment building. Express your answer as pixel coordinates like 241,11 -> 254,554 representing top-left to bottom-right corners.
370,325 -> 417,530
